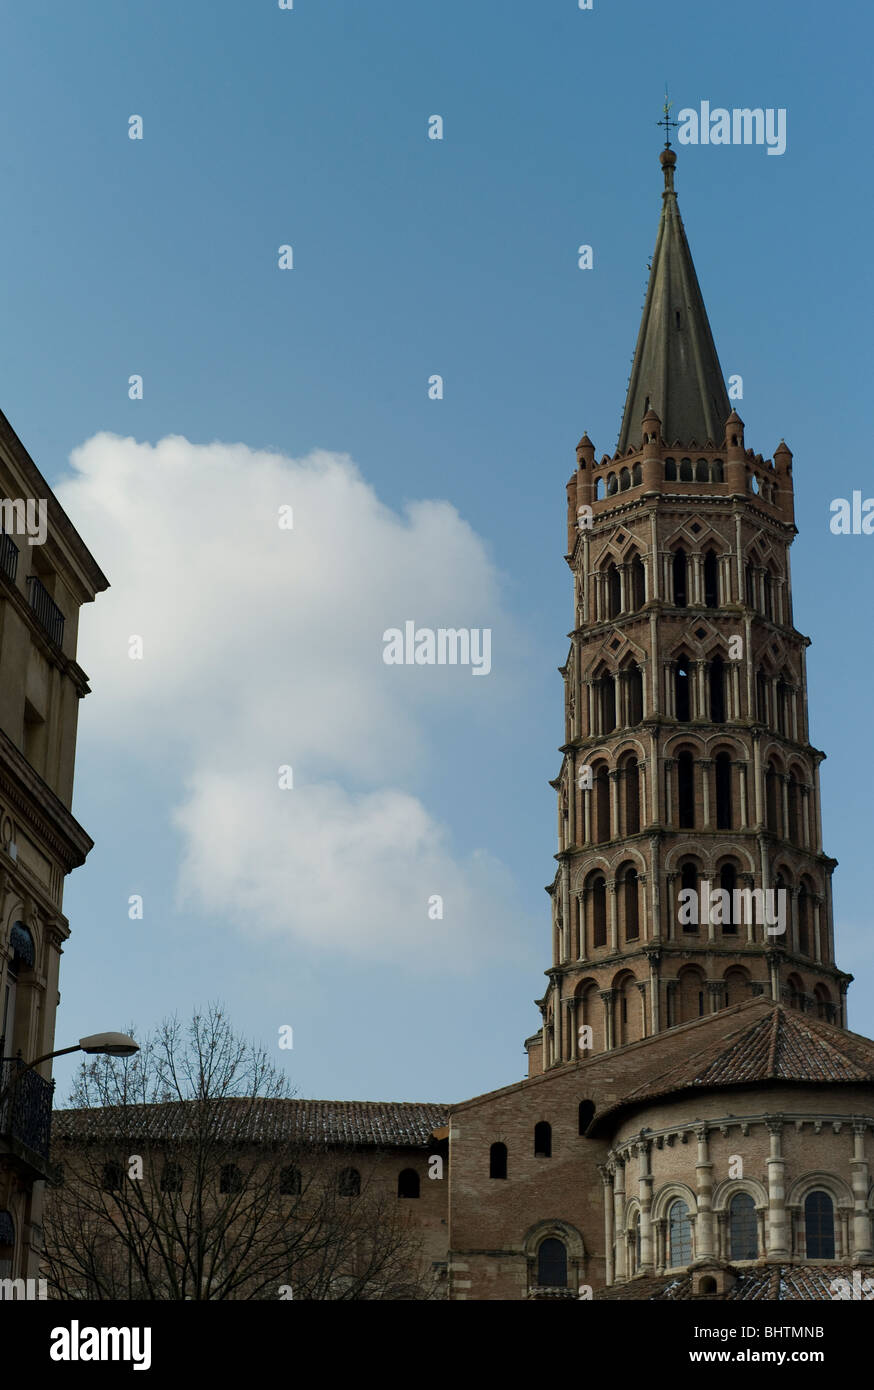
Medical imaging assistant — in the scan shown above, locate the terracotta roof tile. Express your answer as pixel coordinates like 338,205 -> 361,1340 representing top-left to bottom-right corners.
598,1264 -> 857,1301
593,1008 -> 874,1131
52,1098 -> 449,1149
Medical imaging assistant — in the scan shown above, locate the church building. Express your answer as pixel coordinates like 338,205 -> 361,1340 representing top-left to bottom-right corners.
443,140 -> 874,1301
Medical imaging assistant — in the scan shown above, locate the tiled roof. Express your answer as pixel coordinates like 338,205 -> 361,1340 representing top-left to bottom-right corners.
598,1265 -> 856,1301
52,1099 -> 449,1149
593,1007 -> 874,1131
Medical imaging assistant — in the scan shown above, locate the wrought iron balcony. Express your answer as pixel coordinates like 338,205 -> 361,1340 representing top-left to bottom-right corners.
0,1056 -> 53,1165
26,575 -> 65,647
0,530 -> 18,584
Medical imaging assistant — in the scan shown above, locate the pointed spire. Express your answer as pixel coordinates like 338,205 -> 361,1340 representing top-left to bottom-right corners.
617,146 -> 730,454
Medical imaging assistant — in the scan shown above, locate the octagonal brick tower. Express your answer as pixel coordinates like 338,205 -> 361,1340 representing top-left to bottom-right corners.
529,146 -> 850,1075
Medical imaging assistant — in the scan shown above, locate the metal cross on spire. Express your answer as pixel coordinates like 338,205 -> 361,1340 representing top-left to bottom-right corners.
657,87 -> 678,148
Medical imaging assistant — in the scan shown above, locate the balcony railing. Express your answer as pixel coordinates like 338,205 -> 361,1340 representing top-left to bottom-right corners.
0,1057 -> 53,1163
0,530 -> 18,583
26,575 -> 64,647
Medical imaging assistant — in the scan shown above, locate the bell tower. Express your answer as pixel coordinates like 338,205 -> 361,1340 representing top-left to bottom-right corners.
530,143 -> 850,1074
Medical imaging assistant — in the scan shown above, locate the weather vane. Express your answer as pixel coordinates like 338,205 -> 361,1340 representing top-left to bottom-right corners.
657,87 -> 678,148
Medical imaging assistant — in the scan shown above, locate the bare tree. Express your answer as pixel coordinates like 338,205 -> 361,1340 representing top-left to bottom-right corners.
42,1005 -> 437,1300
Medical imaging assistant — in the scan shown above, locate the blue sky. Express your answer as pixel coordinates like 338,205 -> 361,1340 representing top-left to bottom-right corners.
3,0 -> 872,1104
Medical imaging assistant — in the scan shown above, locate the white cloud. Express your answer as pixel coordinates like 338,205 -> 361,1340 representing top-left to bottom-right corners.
58,434 -> 532,965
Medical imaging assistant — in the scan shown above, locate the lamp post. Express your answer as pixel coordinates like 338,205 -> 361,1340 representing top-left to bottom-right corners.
0,1032 -> 139,1110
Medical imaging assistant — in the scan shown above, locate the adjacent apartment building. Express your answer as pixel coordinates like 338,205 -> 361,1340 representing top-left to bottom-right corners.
0,410 -> 106,1280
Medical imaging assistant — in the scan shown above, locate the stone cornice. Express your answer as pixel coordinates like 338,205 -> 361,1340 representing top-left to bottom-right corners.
0,729 -> 93,871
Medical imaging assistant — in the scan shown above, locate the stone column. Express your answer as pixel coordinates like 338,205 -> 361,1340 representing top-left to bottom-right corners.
790,886 -> 800,956
801,785 -> 811,849
647,949 -> 661,1032
752,729 -> 763,826
649,515 -> 660,600
781,775 -> 790,841
600,990 -> 615,1051
730,660 -> 741,721
609,770 -> 621,840
851,1121 -> 874,1261
739,759 -> 749,829
599,1165 -> 615,1285
765,1118 -> 790,1257
638,1140 -> 654,1272
613,1159 -> 627,1282
813,897 -> 823,965
701,758 -> 713,829
694,1126 -> 715,1260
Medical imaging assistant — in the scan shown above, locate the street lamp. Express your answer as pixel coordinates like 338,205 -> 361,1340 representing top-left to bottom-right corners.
0,1032 -> 139,1109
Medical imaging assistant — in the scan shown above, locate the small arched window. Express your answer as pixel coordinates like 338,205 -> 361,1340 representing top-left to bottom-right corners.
627,665 -> 643,726
766,762 -> 780,833
534,1122 -> 552,1158
598,672 -> 616,733
397,1168 -> 420,1199
338,1167 -> 360,1197
622,753 -> 640,833
619,467 -> 631,491
679,457 -> 693,482
279,1165 -> 301,1195
594,766 -> 610,844
595,476 -> 605,501
489,1142 -> 507,1180
632,462 -> 642,486
805,1191 -> 835,1259
220,1164 -> 243,1195
695,458 -> 708,481
606,564 -> 621,618
607,472 -> 618,496
668,1199 -> 693,1265
763,570 -> 773,620
665,457 -> 677,481
537,1237 -> 567,1287
711,459 -> 724,482
729,1192 -> 758,1259
578,1100 -> 595,1135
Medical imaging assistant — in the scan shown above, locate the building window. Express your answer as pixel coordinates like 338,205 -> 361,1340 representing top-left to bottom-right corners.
101,1161 -> 124,1193
606,564 -> 621,617
709,655 -> 725,722
665,457 -> 677,480
578,1100 -> 595,1135
668,1199 -> 693,1266
338,1167 -> 361,1197
630,554 -> 646,610
534,1122 -> 552,1158
675,660 -> 691,723
787,772 -> 800,844
598,672 -> 616,733
279,1165 -> 301,1195
621,754 -> 640,833
537,1238 -> 567,1288
489,1142 -> 508,1180
623,866 -> 640,941
715,751 -> 732,829
729,1193 -> 758,1259
627,666 -> 644,725
766,762 -> 780,833
805,1191 -> 835,1259
679,458 -> 693,482
220,1164 -> 243,1195
677,750 -> 695,827
719,863 -> 738,933
680,862 -> 698,934
704,549 -> 719,607
594,766 -> 610,843
673,549 -> 688,606
591,875 -> 607,948
160,1163 -> 184,1193
397,1168 -> 420,1199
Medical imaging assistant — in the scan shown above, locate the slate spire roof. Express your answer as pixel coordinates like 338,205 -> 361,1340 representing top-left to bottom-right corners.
617,146 -> 730,453
593,1006 -> 874,1132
